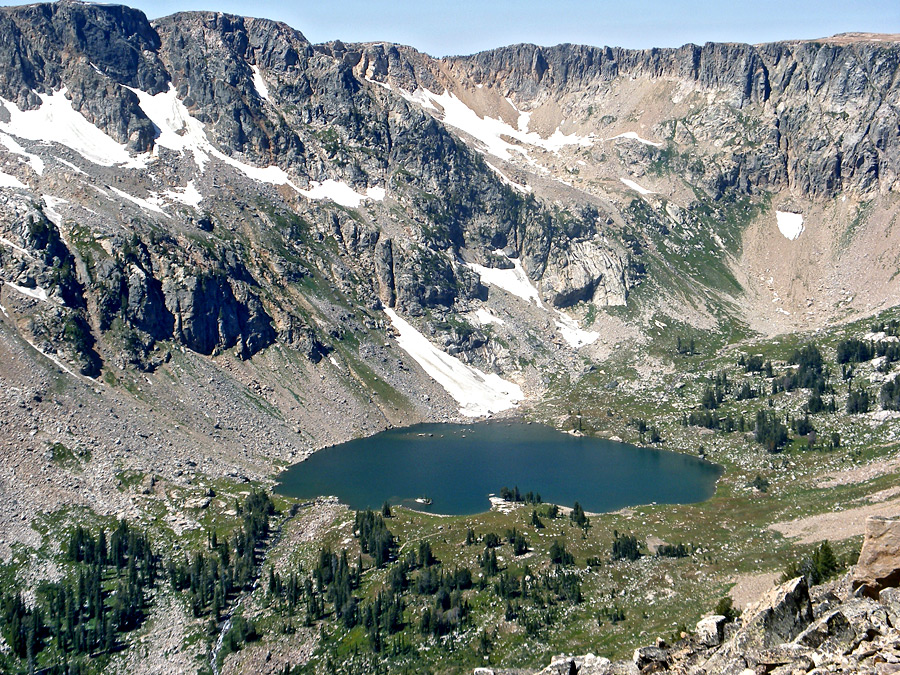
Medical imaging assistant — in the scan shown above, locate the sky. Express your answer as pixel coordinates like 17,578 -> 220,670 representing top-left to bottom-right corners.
2,0 -> 899,56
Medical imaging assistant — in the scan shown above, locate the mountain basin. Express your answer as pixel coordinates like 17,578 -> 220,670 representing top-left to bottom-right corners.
275,421 -> 722,516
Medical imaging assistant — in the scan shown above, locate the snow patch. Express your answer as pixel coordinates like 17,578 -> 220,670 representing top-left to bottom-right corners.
554,313 -> 600,348
0,237 -> 32,257
110,186 -> 169,217
400,88 -> 592,161
384,308 -> 522,417
0,132 -> 44,174
484,160 -> 531,194
130,84 -> 299,189
54,157 -> 87,175
0,170 -> 26,189
620,178 -> 654,195
365,77 -> 392,91
473,308 -> 505,326
251,66 -> 271,102
5,281 -> 50,302
298,180 -> 385,208
162,181 -> 203,208
608,131 -> 662,147
0,88 -> 144,167
776,211 -> 804,240
468,257 -> 544,307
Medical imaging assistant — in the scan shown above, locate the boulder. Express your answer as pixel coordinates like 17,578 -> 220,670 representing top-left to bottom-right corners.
700,577 -> 813,674
632,646 -> 668,671
852,516 -> 900,598
734,576 -> 814,650
879,587 -> 900,626
696,614 -> 727,647
539,654 -> 613,675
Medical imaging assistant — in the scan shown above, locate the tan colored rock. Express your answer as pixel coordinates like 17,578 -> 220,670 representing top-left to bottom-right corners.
852,515 -> 900,598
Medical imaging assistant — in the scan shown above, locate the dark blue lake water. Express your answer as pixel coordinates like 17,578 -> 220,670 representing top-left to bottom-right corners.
275,421 -> 721,515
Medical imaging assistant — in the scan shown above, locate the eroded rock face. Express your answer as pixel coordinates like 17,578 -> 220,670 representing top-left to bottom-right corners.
853,516 -> 900,598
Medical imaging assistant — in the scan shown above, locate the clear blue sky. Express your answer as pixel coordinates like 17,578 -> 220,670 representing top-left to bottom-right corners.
2,0 -> 899,56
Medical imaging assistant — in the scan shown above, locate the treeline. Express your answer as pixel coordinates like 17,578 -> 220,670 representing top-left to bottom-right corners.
684,342 -> 890,452
0,521 -> 157,673
167,490 -> 275,621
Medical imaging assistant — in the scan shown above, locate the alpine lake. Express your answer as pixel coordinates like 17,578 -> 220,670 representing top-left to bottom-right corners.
275,421 -> 722,515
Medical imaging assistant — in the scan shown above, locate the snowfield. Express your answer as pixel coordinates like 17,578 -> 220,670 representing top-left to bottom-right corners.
0,131 -> 45,174
384,308 -> 522,417
251,65 -> 271,102
620,178 -> 654,195
608,131 -> 662,147
554,313 -> 600,348
5,282 -> 50,302
162,181 -> 204,208
0,170 -> 26,189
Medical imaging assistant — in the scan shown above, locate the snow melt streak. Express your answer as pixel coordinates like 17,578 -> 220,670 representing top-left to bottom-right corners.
384,308 -> 522,417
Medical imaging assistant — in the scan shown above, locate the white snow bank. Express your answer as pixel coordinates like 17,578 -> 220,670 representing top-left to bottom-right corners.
400,88 -> 592,161
0,170 -> 26,189
468,257 -> 544,307
365,77 -> 393,91
385,308 -> 522,417
0,132 -> 44,174
298,180 -> 386,208
776,211 -> 804,240
473,308 -> 505,326
554,313 -> 600,348
162,180 -> 203,208
0,88 -> 143,168
620,178 -> 654,195
5,282 -> 49,302
608,131 -> 662,147
110,186 -> 169,217
251,66 -> 271,102
470,252 -> 600,349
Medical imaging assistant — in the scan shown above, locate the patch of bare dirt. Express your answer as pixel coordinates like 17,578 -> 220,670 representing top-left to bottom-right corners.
769,497 -> 900,544
728,571 -> 779,610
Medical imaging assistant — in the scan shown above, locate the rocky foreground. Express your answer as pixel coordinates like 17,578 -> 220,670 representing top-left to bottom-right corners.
491,515 -> 900,675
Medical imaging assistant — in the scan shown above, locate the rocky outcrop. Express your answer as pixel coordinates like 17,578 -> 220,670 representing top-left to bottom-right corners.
852,515 -> 900,598
540,240 -> 630,308
522,520 -> 900,675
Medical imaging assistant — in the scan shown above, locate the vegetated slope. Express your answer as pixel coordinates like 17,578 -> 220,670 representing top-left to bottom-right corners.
0,0 -> 897,652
